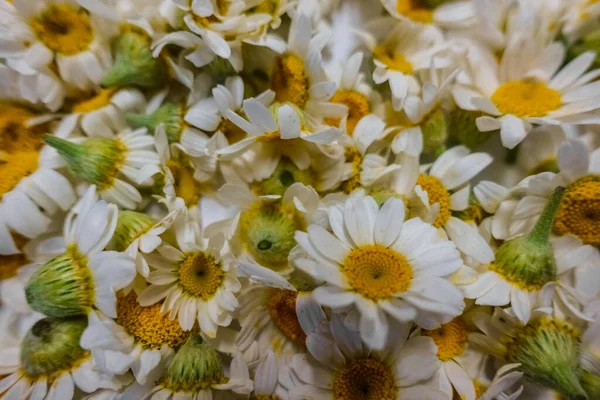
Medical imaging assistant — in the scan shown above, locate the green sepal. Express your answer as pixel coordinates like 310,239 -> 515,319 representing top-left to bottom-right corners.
421,107 -> 448,155
112,210 -> 158,252
256,158 -> 313,196
448,108 -> 490,150
127,102 -> 184,143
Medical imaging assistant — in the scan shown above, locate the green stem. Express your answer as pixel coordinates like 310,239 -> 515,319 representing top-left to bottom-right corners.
528,186 -> 565,245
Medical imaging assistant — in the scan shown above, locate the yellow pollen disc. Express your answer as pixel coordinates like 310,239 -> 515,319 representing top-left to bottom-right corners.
473,381 -> 488,398
31,4 -> 94,56
417,174 -> 451,228
333,358 -> 397,400
115,292 -> 190,350
491,80 -> 562,118
340,146 -> 363,194
216,118 -> 246,144
422,318 -> 469,362
343,245 -> 413,301
0,151 -> 40,198
325,90 -> 371,135
0,105 -> 46,153
178,251 -> 225,300
553,175 -> 600,246
266,289 -> 306,346
71,89 -> 117,113
0,234 -> 29,280
373,46 -> 413,74
167,159 -> 204,208
396,0 -> 434,23
271,54 -> 309,109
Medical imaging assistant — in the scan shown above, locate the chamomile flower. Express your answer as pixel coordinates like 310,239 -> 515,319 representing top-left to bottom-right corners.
0,316 -> 127,400
294,193 -> 465,349
44,127 -> 160,210
137,212 -> 241,337
381,0 -> 477,27
0,0 -> 115,90
563,0 -> 600,42
285,313 -> 446,399
0,105 -> 76,252
24,185 -> 137,319
455,37 -> 600,149
357,17 -> 447,111
80,291 -> 192,384
144,334 -> 253,400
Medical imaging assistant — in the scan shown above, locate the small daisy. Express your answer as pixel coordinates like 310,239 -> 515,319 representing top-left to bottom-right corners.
44,127 -> 161,210
217,182 -> 319,275
294,193 -> 465,349
137,212 -> 241,337
356,17 -> 447,111
562,0 -> 600,42
80,291 -> 192,385
144,335 -> 253,400
284,313 -> 446,399
24,185 -> 137,319
380,0 -> 477,27
0,0 -> 115,90
454,37 -> 600,149
0,105 -> 76,252
0,316 -> 129,400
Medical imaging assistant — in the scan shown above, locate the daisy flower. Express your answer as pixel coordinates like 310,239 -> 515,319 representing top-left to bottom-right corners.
284,313 -> 446,399
563,0 -> 600,42
144,335 -> 253,400
380,0 -> 477,27
357,17 -> 447,111
137,212 -> 241,337
44,127 -> 161,210
454,36 -> 600,149
0,0 -> 115,90
24,185 -> 137,319
217,182 -> 319,275
0,105 -> 76,253
0,316 -> 127,399
80,291 -> 192,385
294,193 -> 465,349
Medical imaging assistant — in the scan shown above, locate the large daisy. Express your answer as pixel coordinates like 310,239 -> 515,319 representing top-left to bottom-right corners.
0,0 -> 115,90
454,37 -> 600,149
294,193 -> 465,349
380,0 -> 477,27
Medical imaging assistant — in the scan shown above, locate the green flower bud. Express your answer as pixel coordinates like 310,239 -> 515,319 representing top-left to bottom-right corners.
507,319 -> 587,400
25,248 -> 94,317
202,56 -> 237,84
127,102 -> 184,143
581,371 -> 600,399
112,210 -> 158,252
159,334 -> 226,392
102,27 -> 168,89
21,317 -> 89,379
421,107 -> 448,155
44,135 -> 125,191
492,187 -> 565,290
254,158 -> 314,196
448,108 -> 490,150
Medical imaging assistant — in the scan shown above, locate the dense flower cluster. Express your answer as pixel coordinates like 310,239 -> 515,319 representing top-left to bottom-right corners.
1,0 -> 600,399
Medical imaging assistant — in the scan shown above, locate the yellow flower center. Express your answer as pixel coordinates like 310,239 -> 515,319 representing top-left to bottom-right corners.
422,318 -> 469,361
177,251 -> 225,300
0,105 -> 46,153
373,46 -> 413,74
396,0 -> 434,23
31,4 -> 94,56
115,292 -> 191,350
341,146 -> 363,194
0,151 -> 39,199
0,233 -> 29,280
216,118 -> 246,144
325,90 -> 371,135
491,80 -> 562,118
343,245 -> 413,301
267,289 -> 306,346
473,381 -> 488,398
167,159 -> 205,208
333,358 -> 397,400
71,89 -> 117,113
417,174 -> 451,228
553,175 -> 600,246
271,54 -> 309,109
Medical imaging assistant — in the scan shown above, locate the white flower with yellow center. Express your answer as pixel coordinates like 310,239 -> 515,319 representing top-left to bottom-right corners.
24,185 -> 137,320
137,213 -> 241,337
44,127 -> 161,210
380,0 -> 477,27
0,316 -> 127,400
0,63 -> 65,112
0,0 -> 115,90
284,314 -> 446,399
0,105 -> 76,254
357,17 -> 447,111
80,291 -> 192,385
294,193 -> 465,349
563,0 -> 600,42
454,37 -> 600,149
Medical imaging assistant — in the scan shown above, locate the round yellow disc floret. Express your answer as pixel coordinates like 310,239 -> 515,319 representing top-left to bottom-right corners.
31,4 -> 94,56
422,318 -> 469,361
266,289 -> 306,346
491,80 -> 561,118
373,46 -> 414,74
72,89 -> 117,113
271,54 -> 309,109
325,90 -> 371,135
417,174 -> 451,228
178,251 -> 225,300
333,358 -> 397,400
